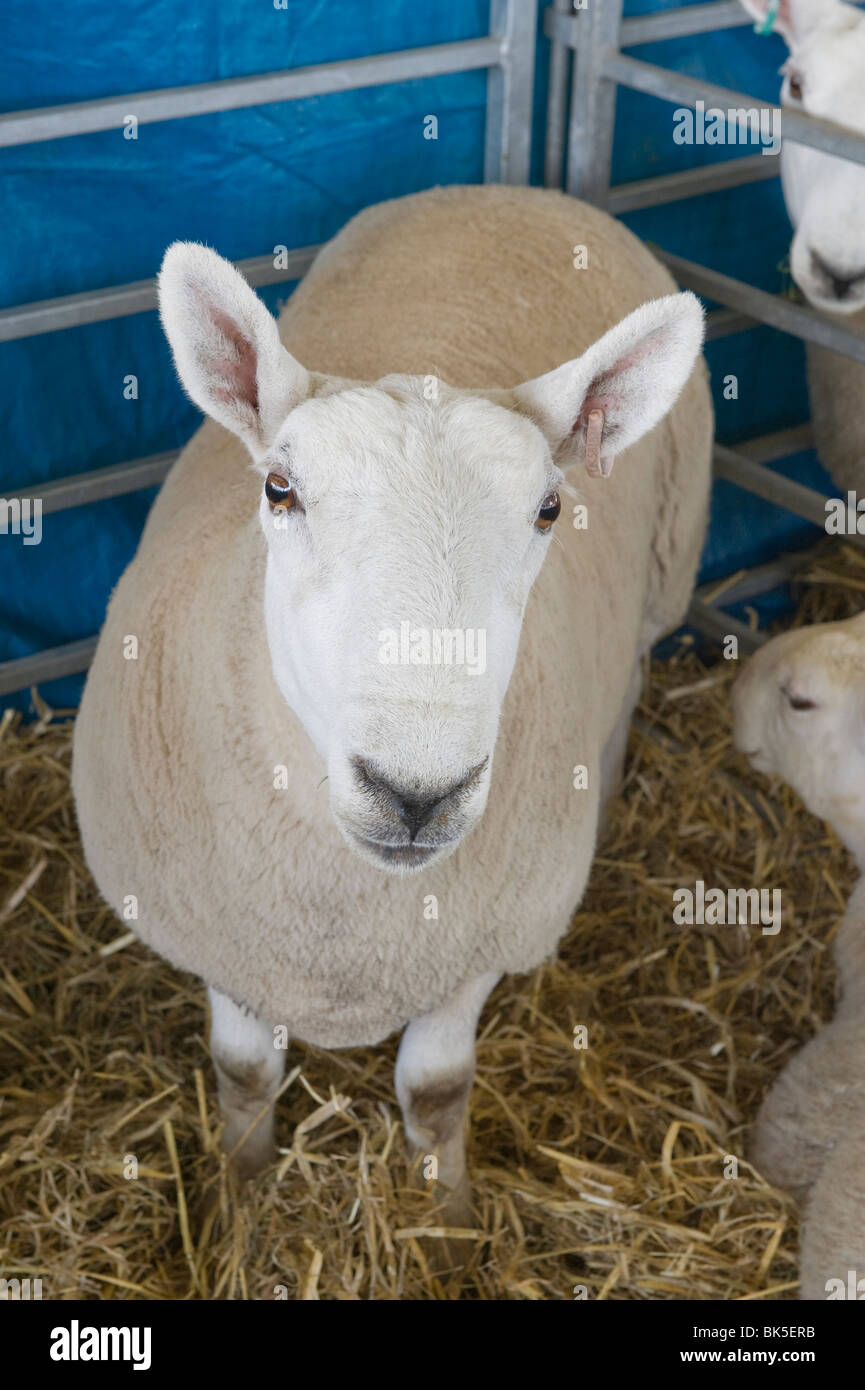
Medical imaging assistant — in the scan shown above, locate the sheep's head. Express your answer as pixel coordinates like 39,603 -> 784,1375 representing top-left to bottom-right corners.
158,241 -> 702,874
732,611 -> 865,854
740,0 -> 865,314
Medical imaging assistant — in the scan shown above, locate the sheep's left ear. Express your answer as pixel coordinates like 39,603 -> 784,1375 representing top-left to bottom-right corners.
512,292 -> 704,478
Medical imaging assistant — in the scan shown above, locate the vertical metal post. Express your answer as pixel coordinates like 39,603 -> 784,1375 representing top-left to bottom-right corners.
565,0 -> 624,204
484,0 -> 539,184
545,0 -> 572,188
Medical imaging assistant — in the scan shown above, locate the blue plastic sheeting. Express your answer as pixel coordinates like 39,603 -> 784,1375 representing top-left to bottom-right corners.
0,0 -> 834,714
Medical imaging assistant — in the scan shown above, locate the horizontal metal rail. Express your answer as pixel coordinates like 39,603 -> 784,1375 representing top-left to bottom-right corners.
0,38 -> 503,148
735,422 -> 814,463
657,249 -> 865,364
608,152 -> 777,214
546,1 -> 750,50
686,423 -> 840,647
696,546 -> 822,607
685,596 -> 766,651
704,307 -> 759,340
4,453 -> 178,515
0,247 -> 320,342
605,53 -> 865,167
713,442 -> 838,532
620,1 -> 752,44
0,638 -> 98,697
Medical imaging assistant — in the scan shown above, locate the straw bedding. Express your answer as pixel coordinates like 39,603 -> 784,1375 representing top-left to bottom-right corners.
1,538 -> 862,1301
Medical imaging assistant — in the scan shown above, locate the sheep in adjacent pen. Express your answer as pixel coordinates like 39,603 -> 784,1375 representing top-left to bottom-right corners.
733,610 -> 865,1298
72,184 -> 712,1219
739,0 -> 865,492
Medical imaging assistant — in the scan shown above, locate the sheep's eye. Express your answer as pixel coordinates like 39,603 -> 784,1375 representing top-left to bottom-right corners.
535,491 -> 561,531
264,472 -> 298,511
784,688 -> 817,711
788,72 -> 804,101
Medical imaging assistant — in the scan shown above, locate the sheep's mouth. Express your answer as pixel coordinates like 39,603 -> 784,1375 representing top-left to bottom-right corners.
801,282 -> 865,316
345,829 -> 450,873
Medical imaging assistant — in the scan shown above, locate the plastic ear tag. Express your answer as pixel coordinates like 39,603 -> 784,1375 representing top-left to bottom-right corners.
755,0 -> 780,34
584,408 -> 612,478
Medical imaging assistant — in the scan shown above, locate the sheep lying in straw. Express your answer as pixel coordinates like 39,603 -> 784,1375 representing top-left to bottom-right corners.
72,185 -> 711,1219
733,610 -> 865,1299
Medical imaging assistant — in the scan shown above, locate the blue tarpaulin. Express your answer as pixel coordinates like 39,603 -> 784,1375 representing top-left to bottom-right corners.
0,0 -> 830,713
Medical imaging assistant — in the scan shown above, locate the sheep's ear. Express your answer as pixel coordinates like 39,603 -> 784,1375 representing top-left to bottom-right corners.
157,242 -> 309,458
512,293 -> 704,477
736,0 -> 836,44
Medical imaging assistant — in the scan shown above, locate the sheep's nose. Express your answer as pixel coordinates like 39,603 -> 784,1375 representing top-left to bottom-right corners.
351,757 -> 487,841
810,250 -> 865,300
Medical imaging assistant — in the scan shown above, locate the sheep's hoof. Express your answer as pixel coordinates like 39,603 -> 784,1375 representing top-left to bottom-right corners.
221,1124 -> 277,1180
414,1174 -> 479,1283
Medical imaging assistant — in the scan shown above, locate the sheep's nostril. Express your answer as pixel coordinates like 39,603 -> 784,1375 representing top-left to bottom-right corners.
351,756 -> 488,842
810,250 -> 865,300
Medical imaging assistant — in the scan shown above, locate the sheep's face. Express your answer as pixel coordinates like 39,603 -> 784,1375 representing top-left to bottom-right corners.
742,0 -> 865,314
157,241 -> 703,874
732,617 -> 865,843
258,379 -> 558,871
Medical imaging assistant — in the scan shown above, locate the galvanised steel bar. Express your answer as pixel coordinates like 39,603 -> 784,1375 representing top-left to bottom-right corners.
736,422 -> 814,462
657,249 -> 865,363
0,638 -> 98,697
696,546 -> 824,607
604,53 -> 865,167
4,453 -> 178,515
685,597 -> 766,650
0,247 -> 320,342
713,442 -> 834,529
565,0 -> 624,203
485,0 -> 538,184
608,153 -> 777,214
704,307 -> 759,339
544,0 -> 572,188
546,1 -> 749,50
0,38 -> 504,148
619,1 -> 751,45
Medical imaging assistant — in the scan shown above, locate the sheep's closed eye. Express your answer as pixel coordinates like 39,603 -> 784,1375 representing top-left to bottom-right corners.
535,491 -> 561,532
783,686 -> 818,712
265,471 -> 300,513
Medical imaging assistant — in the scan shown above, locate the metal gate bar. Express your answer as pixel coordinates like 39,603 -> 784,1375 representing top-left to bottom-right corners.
0,38 -> 500,148
0,248 -> 320,343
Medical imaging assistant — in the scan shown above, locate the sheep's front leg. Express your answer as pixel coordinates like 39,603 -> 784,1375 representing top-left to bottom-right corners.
208,987 -> 284,1178
395,971 -> 499,1224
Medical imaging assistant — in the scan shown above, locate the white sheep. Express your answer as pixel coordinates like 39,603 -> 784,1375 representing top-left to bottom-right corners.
739,0 -> 865,491
732,610 -> 865,1298
72,185 -> 711,1217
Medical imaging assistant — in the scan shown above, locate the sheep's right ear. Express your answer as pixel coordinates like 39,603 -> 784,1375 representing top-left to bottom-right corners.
157,243 -> 309,459
737,0 -> 836,44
